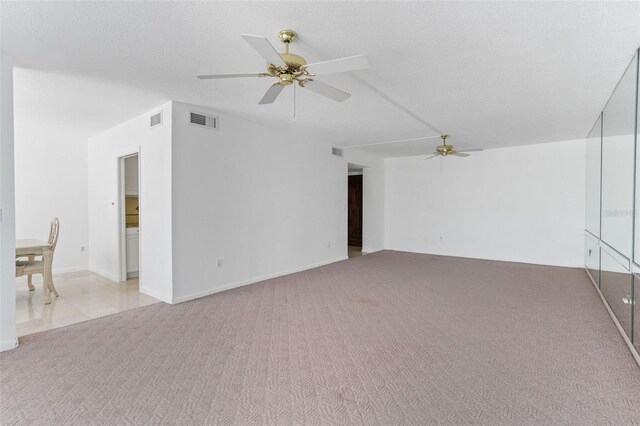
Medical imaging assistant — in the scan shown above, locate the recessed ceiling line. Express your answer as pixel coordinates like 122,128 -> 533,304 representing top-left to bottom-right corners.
299,40 -> 444,136
349,73 -> 443,135
341,135 -> 442,149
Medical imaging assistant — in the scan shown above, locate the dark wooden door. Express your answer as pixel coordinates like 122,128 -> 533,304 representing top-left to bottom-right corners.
348,175 -> 363,247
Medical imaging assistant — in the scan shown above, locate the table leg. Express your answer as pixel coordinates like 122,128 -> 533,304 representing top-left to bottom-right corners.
27,255 -> 35,291
42,278 -> 51,304
42,249 -> 55,304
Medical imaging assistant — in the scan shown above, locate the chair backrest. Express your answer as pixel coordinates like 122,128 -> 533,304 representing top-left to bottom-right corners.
48,217 -> 60,252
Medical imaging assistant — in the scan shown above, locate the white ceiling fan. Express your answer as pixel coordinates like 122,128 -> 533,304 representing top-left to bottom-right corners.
424,135 -> 482,160
197,29 -> 371,105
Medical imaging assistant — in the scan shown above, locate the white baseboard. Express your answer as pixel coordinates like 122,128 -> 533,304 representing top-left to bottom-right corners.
0,337 -> 18,352
362,247 -> 383,255
88,267 -> 119,282
171,256 -> 348,304
15,265 -> 89,284
584,267 -> 640,368
53,265 -> 88,275
139,286 -> 171,304
385,247 -> 582,268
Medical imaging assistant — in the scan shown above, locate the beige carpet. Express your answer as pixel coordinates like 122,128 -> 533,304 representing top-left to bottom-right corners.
2,251 -> 640,425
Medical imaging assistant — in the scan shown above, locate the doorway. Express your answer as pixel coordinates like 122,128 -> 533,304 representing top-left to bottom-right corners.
348,164 -> 364,258
120,153 -> 140,280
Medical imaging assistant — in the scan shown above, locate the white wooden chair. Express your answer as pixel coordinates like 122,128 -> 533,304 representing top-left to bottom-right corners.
16,218 -> 60,299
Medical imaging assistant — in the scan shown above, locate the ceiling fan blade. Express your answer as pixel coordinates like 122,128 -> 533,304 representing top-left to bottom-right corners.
303,80 -> 351,102
258,83 -> 285,105
241,34 -> 287,67
424,154 -> 439,160
197,73 -> 262,79
450,152 -> 471,157
456,148 -> 483,153
305,55 -> 371,75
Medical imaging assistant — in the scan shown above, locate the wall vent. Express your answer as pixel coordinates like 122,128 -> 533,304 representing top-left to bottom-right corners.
332,147 -> 344,157
190,111 -> 218,129
150,112 -> 163,128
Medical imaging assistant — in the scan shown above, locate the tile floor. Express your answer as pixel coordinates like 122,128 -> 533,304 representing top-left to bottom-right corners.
348,245 -> 363,258
15,271 -> 160,337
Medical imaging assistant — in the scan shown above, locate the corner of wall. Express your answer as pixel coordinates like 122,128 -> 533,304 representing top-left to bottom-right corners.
87,101 -> 175,300
1,54 -> 18,351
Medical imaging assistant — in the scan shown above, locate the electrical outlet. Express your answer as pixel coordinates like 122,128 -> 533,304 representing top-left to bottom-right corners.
81,246 -> 86,252
217,258 -> 223,268
439,236 -> 443,241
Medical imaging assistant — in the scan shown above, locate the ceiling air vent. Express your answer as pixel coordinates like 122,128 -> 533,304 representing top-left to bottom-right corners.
190,111 -> 218,130
150,112 -> 163,128
332,147 -> 344,157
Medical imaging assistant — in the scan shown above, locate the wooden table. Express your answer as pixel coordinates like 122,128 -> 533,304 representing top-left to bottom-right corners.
16,239 -> 55,304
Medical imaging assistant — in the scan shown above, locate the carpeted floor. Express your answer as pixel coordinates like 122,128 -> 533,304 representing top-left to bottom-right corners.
2,251 -> 640,425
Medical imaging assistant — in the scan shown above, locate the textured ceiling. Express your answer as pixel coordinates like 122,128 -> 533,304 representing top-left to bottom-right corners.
2,1 -> 639,156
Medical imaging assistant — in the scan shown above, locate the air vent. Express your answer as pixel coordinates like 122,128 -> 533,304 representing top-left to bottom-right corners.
190,111 -> 218,129
150,112 -> 162,128
332,147 -> 344,157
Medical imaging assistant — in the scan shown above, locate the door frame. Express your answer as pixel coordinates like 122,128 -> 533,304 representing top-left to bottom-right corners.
117,151 -> 140,282
347,163 -> 366,255
347,174 -> 363,247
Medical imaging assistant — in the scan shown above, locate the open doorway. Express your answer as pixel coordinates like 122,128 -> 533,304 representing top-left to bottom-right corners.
120,154 -> 140,281
348,163 -> 364,259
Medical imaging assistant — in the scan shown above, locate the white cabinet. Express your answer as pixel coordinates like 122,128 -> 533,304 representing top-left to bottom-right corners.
126,227 -> 139,276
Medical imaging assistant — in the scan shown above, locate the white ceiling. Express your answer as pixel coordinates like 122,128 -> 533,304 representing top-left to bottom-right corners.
2,1 -> 639,156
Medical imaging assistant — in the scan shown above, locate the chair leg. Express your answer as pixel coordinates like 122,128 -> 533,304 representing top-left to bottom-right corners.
27,256 -> 35,291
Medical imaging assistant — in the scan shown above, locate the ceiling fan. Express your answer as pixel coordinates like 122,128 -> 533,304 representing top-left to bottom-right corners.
197,29 -> 371,105
424,135 -> 482,160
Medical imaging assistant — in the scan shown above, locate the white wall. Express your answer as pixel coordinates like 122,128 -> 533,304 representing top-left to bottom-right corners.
13,126 -> 88,273
88,101 -> 386,304
385,139 -> 586,267
88,102 -> 172,302
170,102 -> 366,302
0,55 -> 18,351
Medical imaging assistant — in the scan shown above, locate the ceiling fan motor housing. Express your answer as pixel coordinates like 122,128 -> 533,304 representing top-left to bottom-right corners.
436,145 -> 455,156
267,52 -> 308,85
279,53 -> 306,67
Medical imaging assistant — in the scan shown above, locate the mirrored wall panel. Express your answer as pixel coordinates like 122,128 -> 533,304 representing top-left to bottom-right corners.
635,271 -> 640,353
601,55 -> 636,259
585,48 -> 638,356
600,247 -> 633,337
585,115 -> 601,237
636,57 -> 640,265
585,234 -> 600,285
